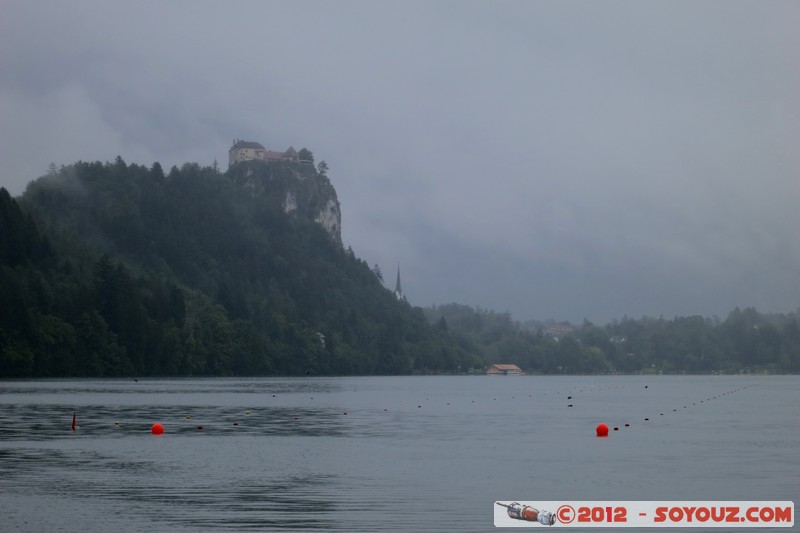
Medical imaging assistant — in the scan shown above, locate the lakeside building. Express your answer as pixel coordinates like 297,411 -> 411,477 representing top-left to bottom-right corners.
486,364 -> 524,375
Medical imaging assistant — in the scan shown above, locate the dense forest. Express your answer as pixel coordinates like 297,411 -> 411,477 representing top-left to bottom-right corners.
425,303 -> 800,374
1,158 -> 798,377
1,158 -> 481,377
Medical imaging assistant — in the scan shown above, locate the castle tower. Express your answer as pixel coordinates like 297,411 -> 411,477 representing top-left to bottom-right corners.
229,139 -> 266,169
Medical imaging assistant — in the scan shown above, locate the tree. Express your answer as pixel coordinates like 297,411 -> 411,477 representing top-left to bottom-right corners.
150,162 -> 165,180
317,160 -> 329,175
298,148 -> 314,164
372,264 -> 383,282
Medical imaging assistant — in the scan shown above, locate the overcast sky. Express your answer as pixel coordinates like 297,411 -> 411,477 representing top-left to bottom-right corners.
2,1 -> 798,324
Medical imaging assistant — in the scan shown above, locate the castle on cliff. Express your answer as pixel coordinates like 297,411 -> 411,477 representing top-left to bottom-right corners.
228,140 -> 303,169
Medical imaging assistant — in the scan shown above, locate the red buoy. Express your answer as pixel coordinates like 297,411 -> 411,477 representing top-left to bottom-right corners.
596,423 -> 609,437
151,423 -> 164,435
71,412 -> 76,432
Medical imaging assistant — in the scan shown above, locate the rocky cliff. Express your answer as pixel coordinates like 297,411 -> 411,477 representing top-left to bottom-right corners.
227,160 -> 342,244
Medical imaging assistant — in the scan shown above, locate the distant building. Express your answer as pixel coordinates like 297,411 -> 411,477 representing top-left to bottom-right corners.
486,364 -> 524,375
229,139 -> 300,168
543,323 -> 575,340
394,263 -> 407,302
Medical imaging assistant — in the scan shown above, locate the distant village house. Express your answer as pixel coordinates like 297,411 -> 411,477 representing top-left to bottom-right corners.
543,323 -> 575,340
228,139 -> 305,169
486,363 -> 524,375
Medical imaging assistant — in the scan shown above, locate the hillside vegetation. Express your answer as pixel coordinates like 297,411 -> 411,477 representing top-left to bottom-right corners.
1,159 -> 481,377
2,158 -> 798,377
425,303 -> 800,374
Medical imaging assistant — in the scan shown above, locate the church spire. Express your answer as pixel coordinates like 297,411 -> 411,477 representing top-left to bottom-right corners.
394,262 -> 406,301
395,263 -> 402,294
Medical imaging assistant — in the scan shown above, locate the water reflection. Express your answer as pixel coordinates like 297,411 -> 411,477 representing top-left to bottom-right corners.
0,378 -> 343,397
1,377 -> 797,532
0,404 -> 351,440
0,445 -> 338,530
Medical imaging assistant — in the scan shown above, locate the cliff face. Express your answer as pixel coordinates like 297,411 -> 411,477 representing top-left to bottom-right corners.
227,160 -> 342,244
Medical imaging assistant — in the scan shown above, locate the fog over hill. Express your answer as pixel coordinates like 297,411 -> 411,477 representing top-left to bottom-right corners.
2,2 -> 799,323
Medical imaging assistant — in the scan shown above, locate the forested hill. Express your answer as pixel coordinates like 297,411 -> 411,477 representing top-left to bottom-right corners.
3,159 -> 798,378
0,158 -> 482,377
424,303 -> 800,374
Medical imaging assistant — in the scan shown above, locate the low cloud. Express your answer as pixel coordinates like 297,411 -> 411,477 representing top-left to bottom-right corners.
2,1 -> 798,323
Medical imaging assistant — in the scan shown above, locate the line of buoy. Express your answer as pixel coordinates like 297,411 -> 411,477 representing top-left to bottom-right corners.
68,384 -> 752,438
595,385 -> 751,437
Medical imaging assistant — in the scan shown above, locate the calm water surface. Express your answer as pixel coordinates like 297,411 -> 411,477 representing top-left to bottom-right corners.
0,376 -> 797,532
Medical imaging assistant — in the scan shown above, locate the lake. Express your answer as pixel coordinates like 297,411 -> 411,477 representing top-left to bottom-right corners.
0,375 -> 797,531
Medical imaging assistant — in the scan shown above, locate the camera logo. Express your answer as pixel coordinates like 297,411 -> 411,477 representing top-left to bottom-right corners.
496,502 -> 556,526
